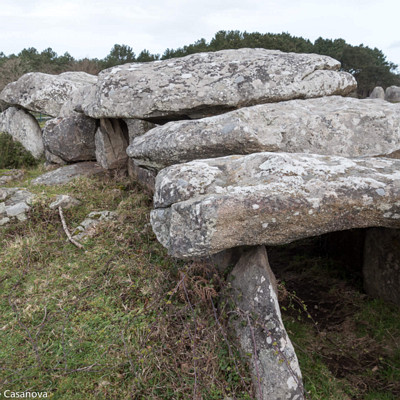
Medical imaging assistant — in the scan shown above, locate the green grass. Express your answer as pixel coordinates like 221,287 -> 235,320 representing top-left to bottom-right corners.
0,166 -> 252,399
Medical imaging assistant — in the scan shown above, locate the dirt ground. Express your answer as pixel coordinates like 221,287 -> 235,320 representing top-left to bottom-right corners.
266,230 -> 400,399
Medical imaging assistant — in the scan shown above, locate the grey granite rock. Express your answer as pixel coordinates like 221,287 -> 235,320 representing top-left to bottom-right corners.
0,71 -> 97,117
230,246 -> 304,400
49,195 -> 81,210
31,162 -> 104,186
364,228 -> 400,306
151,152 -> 400,258
72,210 -> 118,241
369,86 -> 385,99
123,119 -> 157,143
42,115 -> 97,163
128,96 -> 400,169
385,86 -> 400,103
0,187 -> 35,225
0,107 -> 44,158
82,48 -> 356,120
0,170 -> 24,185
95,119 -> 129,170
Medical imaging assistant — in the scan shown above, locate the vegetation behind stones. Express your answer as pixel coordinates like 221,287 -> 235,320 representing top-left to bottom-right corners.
1,30 -> 399,98
0,132 -> 40,169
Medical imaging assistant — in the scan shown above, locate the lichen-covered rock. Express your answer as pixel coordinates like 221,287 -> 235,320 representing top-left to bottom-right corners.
385,86 -> 400,103
95,119 -> 129,169
42,115 -> 97,163
49,194 -> 81,210
123,119 -> 157,143
0,107 -> 44,158
0,71 -> 97,117
128,96 -> 400,169
230,246 -> 304,400
0,187 -> 35,225
363,228 -> 400,306
72,210 -> 118,241
127,159 -> 156,194
369,86 -> 385,99
82,48 -> 356,120
0,170 -> 24,185
31,162 -> 104,186
151,152 -> 400,258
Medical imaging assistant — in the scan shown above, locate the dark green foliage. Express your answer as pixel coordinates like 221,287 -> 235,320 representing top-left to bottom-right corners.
0,132 -> 39,169
1,30 -> 399,97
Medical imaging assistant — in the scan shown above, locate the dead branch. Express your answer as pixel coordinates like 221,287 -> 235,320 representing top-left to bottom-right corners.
58,206 -> 84,249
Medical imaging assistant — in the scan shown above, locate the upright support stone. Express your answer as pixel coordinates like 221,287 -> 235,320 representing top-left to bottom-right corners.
95,119 -> 129,170
363,228 -> 400,306
0,107 -> 44,159
229,246 -> 304,400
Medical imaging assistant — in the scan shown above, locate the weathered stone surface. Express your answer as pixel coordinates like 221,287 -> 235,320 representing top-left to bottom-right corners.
230,246 -> 304,400
385,86 -> 400,103
0,71 -> 97,117
31,162 -> 104,186
0,99 -> 9,112
42,115 -> 97,162
124,119 -> 157,143
0,107 -> 44,158
72,210 -> 118,241
129,96 -> 400,169
44,149 -> 67,165
59,82 -> 97,117
363,228 -> 400,306
82,48 -> 356,120
95,119 -> 129,169
370,86 -> 385,99
0,170 -> 24,185
49,195 -> 81,210
127,159 -> 156,194
151,152 -> 400,258
0,187 -> 35,225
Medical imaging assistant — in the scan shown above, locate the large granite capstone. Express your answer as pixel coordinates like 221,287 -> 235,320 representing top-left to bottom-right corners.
82,48 -> 356,120
151,152 -> 400,258
128,96 -> 400,169
0,71 -> 97,117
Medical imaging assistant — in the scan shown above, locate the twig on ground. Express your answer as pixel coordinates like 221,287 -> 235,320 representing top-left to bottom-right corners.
58,206 -> 84,249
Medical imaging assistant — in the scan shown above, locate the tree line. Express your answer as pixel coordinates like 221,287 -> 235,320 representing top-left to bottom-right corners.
1,30 -> 399,97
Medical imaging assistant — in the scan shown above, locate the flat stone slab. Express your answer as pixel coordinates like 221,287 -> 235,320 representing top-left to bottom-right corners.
151,152 -> 400,258
0,187 -> 35,225
0,170 -> 24,185
0,72 -> 97,117
72,210 -> 118,241
129,96 -> 400,169
31,162 -> 104,186
0,107 -> 44,158
82,48 -> 356,120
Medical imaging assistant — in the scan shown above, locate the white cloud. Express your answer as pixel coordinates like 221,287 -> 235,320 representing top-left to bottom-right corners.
0,0 -> 399,66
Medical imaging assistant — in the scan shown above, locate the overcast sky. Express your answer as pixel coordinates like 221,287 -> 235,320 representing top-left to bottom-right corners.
1,0 -> 399,70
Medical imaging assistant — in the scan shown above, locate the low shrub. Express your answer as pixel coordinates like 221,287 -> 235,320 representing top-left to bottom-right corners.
0,132 -> 39,169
